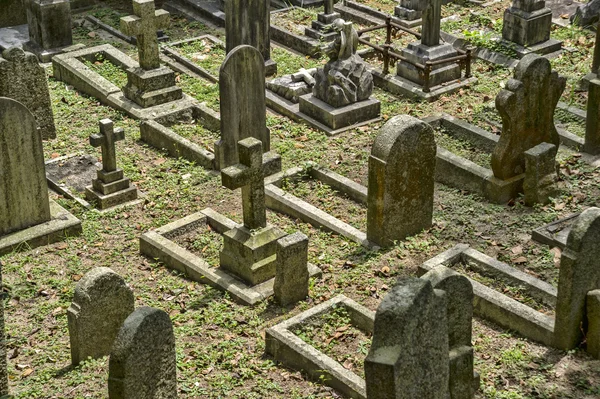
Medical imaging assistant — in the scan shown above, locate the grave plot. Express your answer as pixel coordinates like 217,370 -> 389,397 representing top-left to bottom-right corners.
45,154 -> 102,209
270,6 -> 324,57
85,6 -> 170,45
266,295 -> 375,399
162,35 -> 225,82
334,0 -> 422,28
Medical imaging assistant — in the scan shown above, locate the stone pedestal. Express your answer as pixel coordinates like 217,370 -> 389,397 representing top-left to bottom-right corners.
502,1 -> 552,47
299,94 -> 381,131
397,42 -> 461,88
23,0 -> 74,62
395,0 -> 426,20
123,66 -> 182,108
305,12 -> 340,42
220,224 -> 287,286
85,168 -> 138,210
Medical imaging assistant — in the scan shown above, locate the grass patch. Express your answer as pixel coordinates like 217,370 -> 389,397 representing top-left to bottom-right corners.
434,127 -> 493,168
83,53 -> 128,88
176,38 -> 226,78
169,122 -> 219,152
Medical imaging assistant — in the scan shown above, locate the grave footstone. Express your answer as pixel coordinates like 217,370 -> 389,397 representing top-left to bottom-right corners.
0,97 -> 51,236
299,19 -> 380,132
220,137 -> 284,286
364,278 -> 449,399
23,0 -> 74,62
225,0 -> 277,76
397,0 -> 461,88
68,267 -> 135,366
367,115 -> 436,247
584,78 -> 600,155
523,142 -> 559,206
121,0 -> 182,108
0,47 -> 56,140
554,207 -> 600,351
108,306 -> 177,399
273,232 -> 309,306
85,119 -> 139,210
492,54 -> 565,180
216,45 -> 272,171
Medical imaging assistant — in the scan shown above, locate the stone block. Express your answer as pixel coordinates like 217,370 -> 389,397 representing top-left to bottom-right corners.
584,78 -> 600,155
85,185 -> 138,210
397,42 -> 461,88
273,232 -> 309,306
586,289 -> 600,359
123,66 -> 182,108
67,268 -> 134,366
523,142 -> 558,206
502,6 -> 552,46
299,94 -> 380,131
24,0 -> 73,51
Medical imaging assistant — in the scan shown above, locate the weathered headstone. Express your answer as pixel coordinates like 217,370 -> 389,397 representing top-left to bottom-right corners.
523,142 -> 559,206
367,115 -> 436,247
0,47 -> 56,140
23,0 -> 74,62
220,137 -> 284,286
225,0 -> 277,75
587,290 -> 600,358
68,268 -> 135,366
273,232 -> 309,306
0,97 -> 51,236
108,306 -> 177,399
584,78 -> 600,155
421,267 -> 476,399
492,54 -> 566,180
216,45 -> 271,171
571,0 -> 600,27
0,0 -> 27,28
85,119 -> 138,210
554,207 -> 600,351
502,0 -> 553,47
397,0 -> 461,88
364,278 -> 449,399
120,0 -> 182,108
0,265 -> 8,397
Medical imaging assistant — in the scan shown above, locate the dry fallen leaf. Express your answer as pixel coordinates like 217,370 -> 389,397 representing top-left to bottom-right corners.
511,245 -> 523,255
513,256 -> 527,264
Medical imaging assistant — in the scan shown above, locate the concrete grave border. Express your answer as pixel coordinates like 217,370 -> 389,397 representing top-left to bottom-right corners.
334,0 -> 422,29
264,164 -> 377,249
265,294 -> 374,399
52,44 -> 197,120
0,200 -> 82,256
531,213 -> 580,249
269,7 -> 323,57
418,244 -> 557,346
162,34 -> 225,83
84,15 -> 170,46
139,207 -> 321,305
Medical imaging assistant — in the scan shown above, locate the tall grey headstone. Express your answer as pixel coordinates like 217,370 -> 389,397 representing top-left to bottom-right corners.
367,115 -> 436,247
0,97 -> 51,236
216,45 -> 270,171
492,54 -> 565,180
109,307 -> 177,399
68,268 -> 135,366
365,278 -> 449,399
584,78 -> 600,155
554,207 -> 600,350
273,232 -> 309,306
225,0 -> 277,75
0,47 -> 56,140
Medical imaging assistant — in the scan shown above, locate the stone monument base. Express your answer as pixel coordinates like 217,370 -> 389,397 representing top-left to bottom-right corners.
502,38 -> 563,58
395,5 -> 422,20
85,168 -> 139,210
23,41 -> 85,63
123,66 -> 183,108
299,94 -> 381,131
397,42 -> 461,88
502,7 -> 552,47
220,224 -> 287,286
0,199 -> 82,256
305,12 -> 341,42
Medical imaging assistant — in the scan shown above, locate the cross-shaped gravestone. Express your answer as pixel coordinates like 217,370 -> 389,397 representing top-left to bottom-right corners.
421,0 -> 441,47
90,119 -> 125,174
221,138 -> 280,230
120,0 -> 170,70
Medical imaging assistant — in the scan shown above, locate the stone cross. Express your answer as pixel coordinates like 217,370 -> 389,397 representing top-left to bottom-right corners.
120,0 -> 170,70
221,138 -> 280,230
90,119 -> 125,174
492,54 -> 565,180
421,0 -> 442,47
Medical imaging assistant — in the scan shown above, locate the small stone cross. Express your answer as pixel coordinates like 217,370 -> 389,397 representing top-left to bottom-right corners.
421,0 -> 442,47
90,119 -> 125,173
120,0 -> 170,70
221,138 -> 280,230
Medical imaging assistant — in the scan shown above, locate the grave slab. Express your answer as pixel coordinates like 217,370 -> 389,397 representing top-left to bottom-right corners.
139,208 -> 321,305
531,213 -> 579,249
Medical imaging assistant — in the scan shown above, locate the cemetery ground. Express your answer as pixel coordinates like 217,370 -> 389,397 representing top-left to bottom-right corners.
2,0 -> 600,398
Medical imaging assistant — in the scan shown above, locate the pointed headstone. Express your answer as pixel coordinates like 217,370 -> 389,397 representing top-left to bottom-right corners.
492,54 -> 566,180
108,307 -> 177,399
0,97 -> 51,236
367,115 -> 436,247
68,268 -> 135,366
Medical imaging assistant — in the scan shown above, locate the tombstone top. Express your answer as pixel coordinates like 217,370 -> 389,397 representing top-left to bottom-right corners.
121,0 -> 170,70
421,0 -> 442,47
221,138 -> 280,230
90,119 -> 125,173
